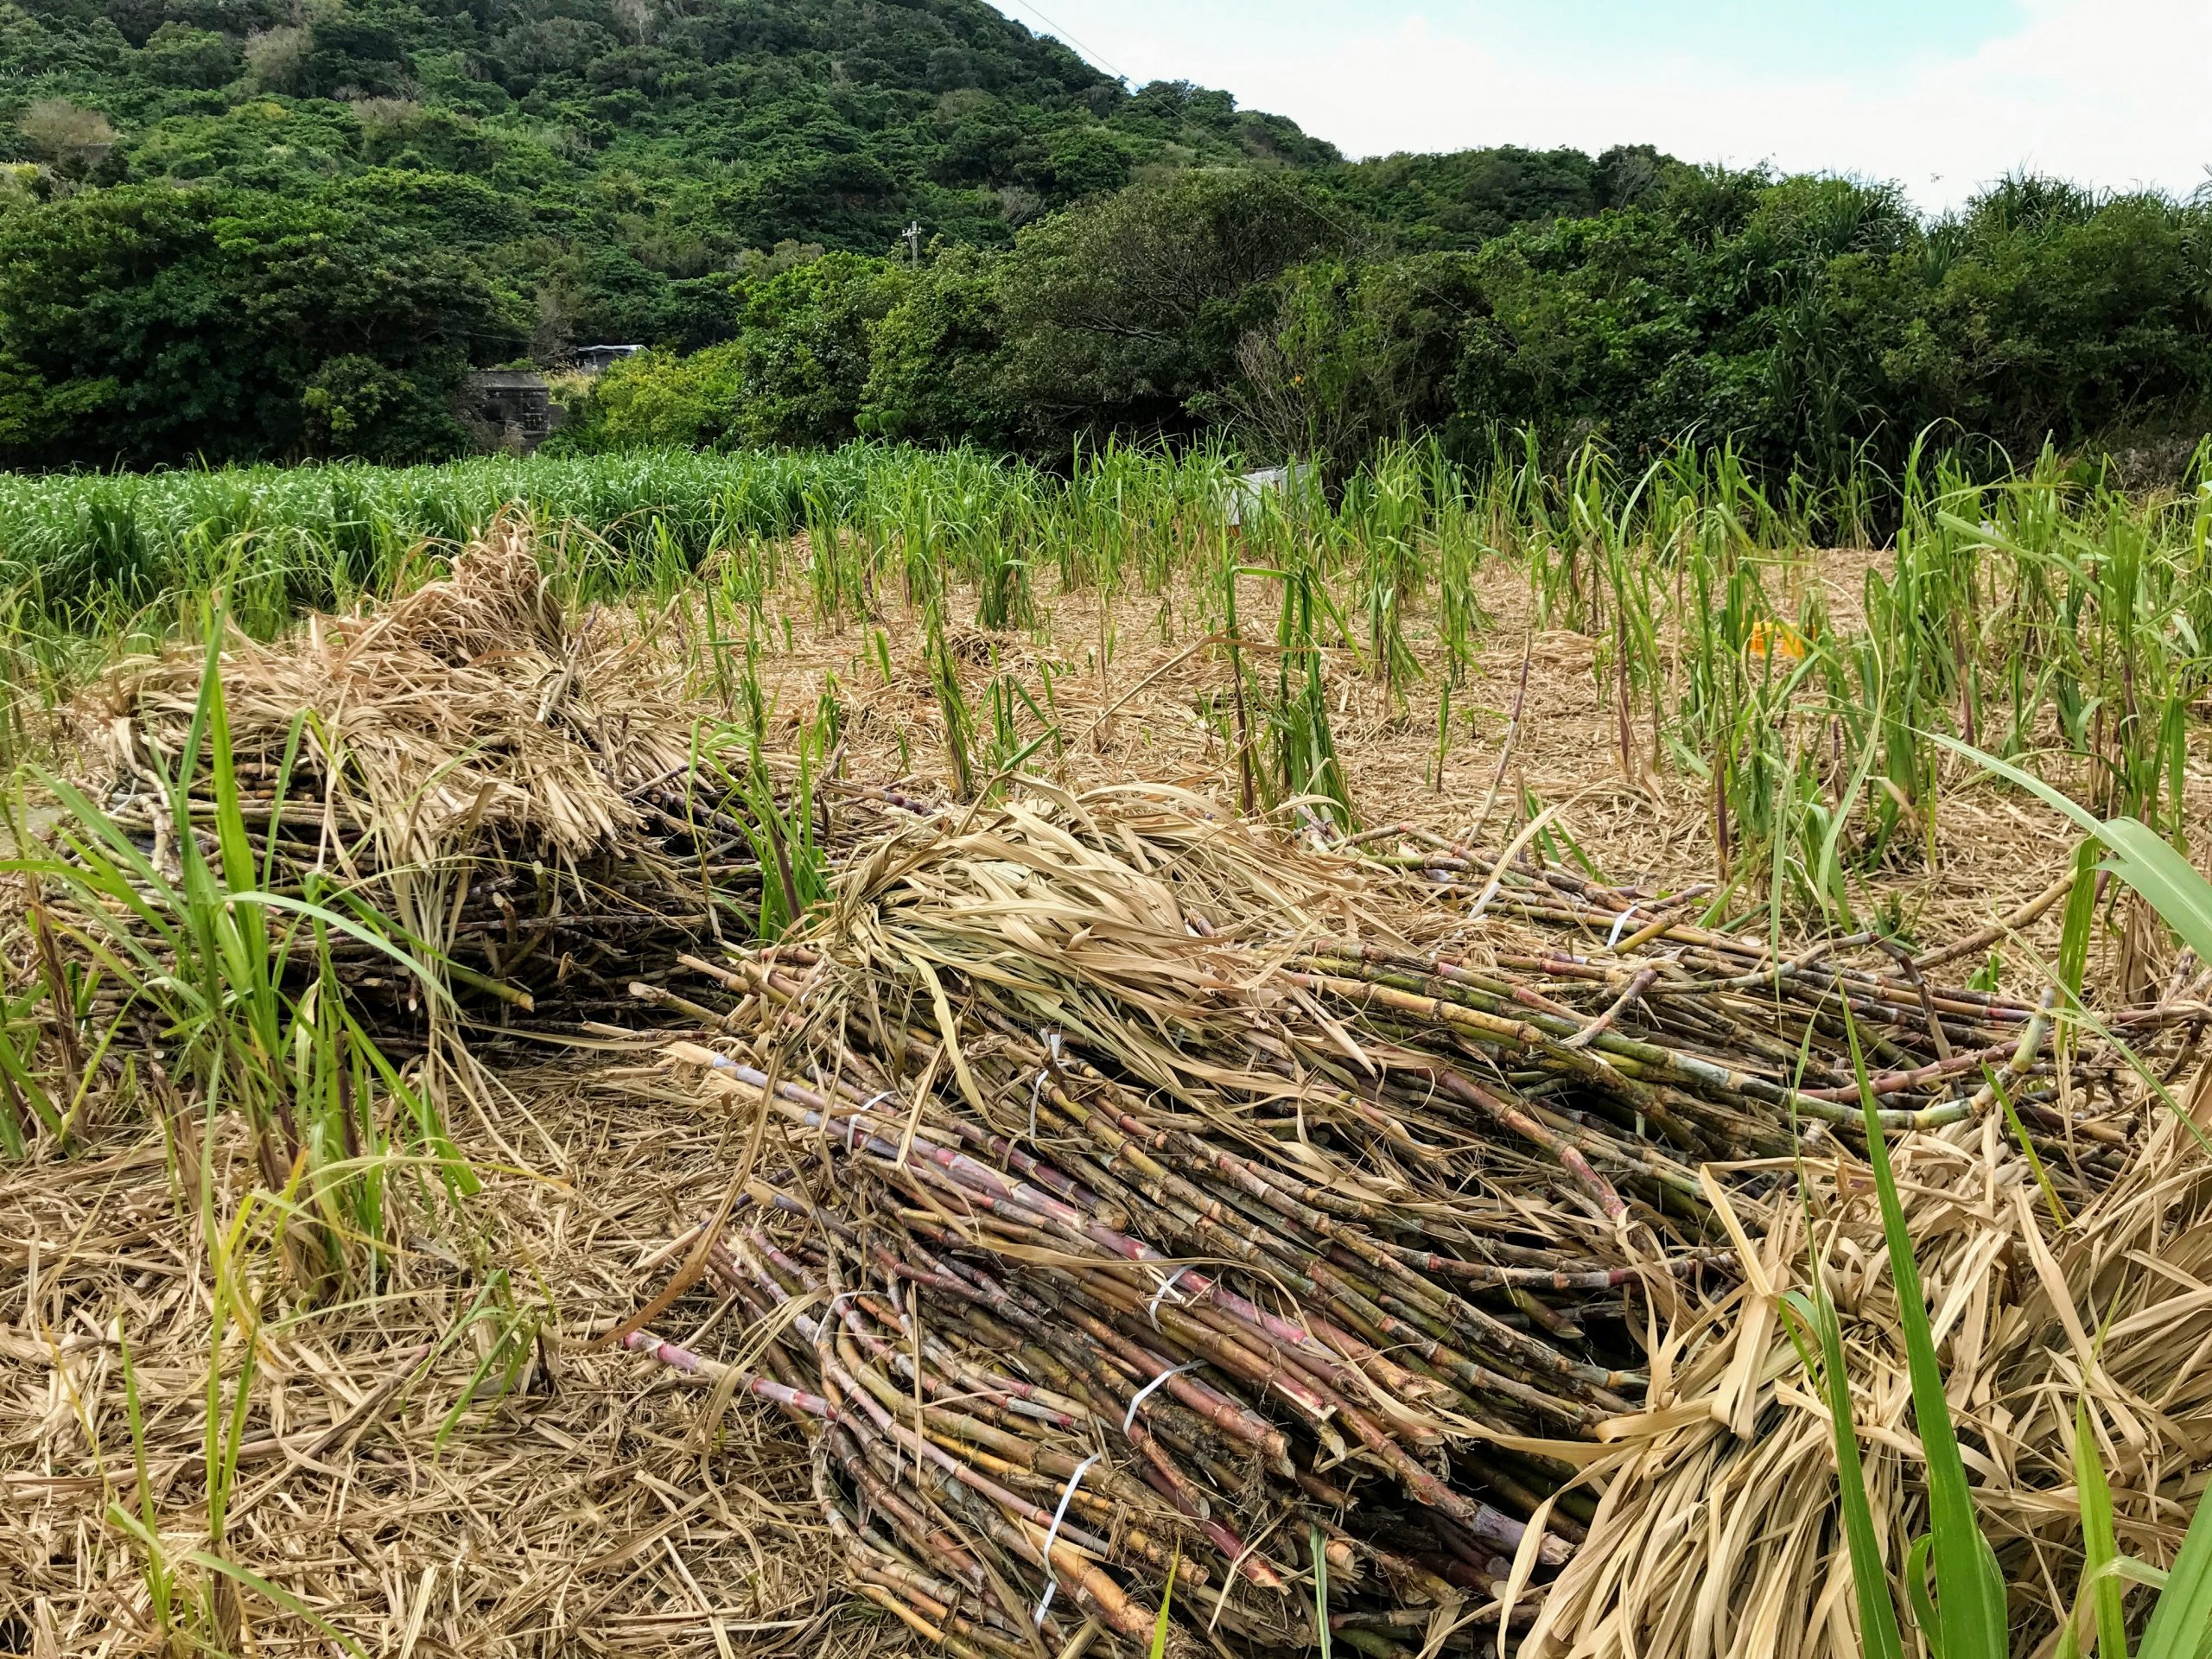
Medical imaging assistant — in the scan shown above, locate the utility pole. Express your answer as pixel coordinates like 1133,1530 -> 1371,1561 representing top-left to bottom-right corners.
903,221 -> 921,267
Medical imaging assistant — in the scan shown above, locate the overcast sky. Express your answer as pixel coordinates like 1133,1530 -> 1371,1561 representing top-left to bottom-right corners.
992,0 -> 2211,213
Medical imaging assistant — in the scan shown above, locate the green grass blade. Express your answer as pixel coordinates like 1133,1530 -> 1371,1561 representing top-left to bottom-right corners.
203,650 -> 257,898
1987,1069 -> 2069,1230
2134,1483 -> 2212,1659
2072,1400 -> 2129,1659
2058,838 -> 2099,1002
1313,1522 -> 1332,1659
2090,819 -> 2212,967
1845,1007 -> 2009,1659
1150,1545 -> 1178,1659
226,893 -> 450,1002
1906,1534 -> 1942,1649
186,1550 -> 368,1659
1783,1287 -> 1908,1659
1936,735 -> 2212,963
339,1001 -> 477,1197
1934,735 -> 2103,836
0,1011 -> 60,1143
260,709 -> 308,893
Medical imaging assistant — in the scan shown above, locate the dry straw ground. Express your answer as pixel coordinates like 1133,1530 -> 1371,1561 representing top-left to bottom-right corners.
3,547 -> 2204,1658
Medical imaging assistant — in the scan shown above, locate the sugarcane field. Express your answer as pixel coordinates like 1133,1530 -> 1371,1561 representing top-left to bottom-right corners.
3,440 -> 2212,1659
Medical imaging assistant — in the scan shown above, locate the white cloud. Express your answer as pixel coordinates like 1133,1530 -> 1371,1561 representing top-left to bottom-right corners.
1014,0 -> 2212,211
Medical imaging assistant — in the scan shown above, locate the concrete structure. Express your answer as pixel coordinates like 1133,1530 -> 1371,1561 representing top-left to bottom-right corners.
572,344 -> 645,376
463,371 -> 556,452
1223,461 -> 1314,529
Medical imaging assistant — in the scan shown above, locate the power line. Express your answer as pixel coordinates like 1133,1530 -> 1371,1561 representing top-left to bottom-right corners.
995,0 -> 1135,85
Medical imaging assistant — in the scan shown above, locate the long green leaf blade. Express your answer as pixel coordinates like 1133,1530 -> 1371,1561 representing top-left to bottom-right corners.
2073,1401 -> 2128,1659
1846,1008 -> 2009,1659
2135,1485 -> 2212,1659
1786,1287 -> 1908,1659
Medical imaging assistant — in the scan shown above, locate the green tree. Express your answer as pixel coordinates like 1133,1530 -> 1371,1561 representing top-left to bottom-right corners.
543,346 -> 741,451
1323,143 -> 1677,253
861,245 -> 1014,447
720,251 -> 910,447
1910,185 -> 2212,458
137,22 -> 238,90
996,168 -> 1349,444
1221,253 -> 1479,478
1450,204 -> 1718,465
300,353 -> 467,461
556,251 -> 908,450
1443,168 -> 2212,489
0,183 -> 524,467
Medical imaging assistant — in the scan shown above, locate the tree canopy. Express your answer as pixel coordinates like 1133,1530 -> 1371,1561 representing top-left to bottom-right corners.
0,180 -> 522,466
0,0 -> 2204,481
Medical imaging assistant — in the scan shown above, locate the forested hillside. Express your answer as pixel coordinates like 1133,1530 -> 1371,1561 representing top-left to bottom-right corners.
8,0 -> 1334,257
0,0 -> 1344,465
0,0 -> 2206,490
558,164 -> 2212,501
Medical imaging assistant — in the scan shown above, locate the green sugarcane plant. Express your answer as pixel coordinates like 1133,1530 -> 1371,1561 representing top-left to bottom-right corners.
5,628 -> 472,1261
1796,745 -> 2212,1659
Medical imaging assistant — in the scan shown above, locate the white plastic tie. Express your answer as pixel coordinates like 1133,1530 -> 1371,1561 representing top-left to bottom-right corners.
844,1091 -> 894,1154
1122,1361 -> 1200,1433
1146,1265 -> 1194,1329
1027,1031 -> 1063,1140
1606,904 -> 1643,949
801,1287 -> 863,1341
1031,1452 -> 1101,1627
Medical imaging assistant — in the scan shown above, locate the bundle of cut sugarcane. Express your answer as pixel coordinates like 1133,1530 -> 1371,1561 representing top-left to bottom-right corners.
73,512 -> 908,1031
1329,823 -> 2207,1185
609,785 -> 2196,1656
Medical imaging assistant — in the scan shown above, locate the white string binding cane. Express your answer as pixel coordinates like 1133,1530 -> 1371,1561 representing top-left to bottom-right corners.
801,1287 -> 864,1344
843,1091 -> 894,1154
1122,1361 -> 1200,1433
1031,1452 -> 1101,1626
1027,1031 -> 1063,1140
1146,1265 -> 1193,1329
